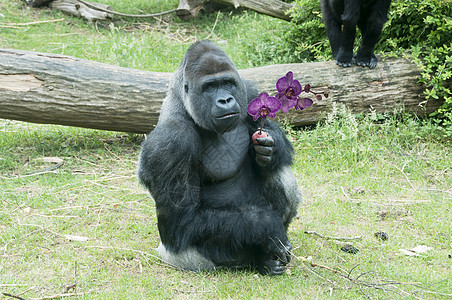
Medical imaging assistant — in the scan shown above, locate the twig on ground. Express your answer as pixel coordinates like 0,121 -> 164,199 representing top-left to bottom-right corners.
103,144 -> 126,166
340,186 -> 350,200
304,230 -> 363,241
28,290 -> 95,300
2,292 -> 26,300
15,286 -> 35,298
380,158 -> 419,192
63,261 -> 78,293
0,18 -> 65,26
0,285 -> 28,287
2,198 -> 19,208
24,161 -> 64,177
0,25 -> 22,28
292,253 -> 452,298
17,218 -> 64,238
134,258 -> 143,274
298,146 -> 327,149
425,188 -> 452,195
294,254 -> 408,296
205,10 -> 220,40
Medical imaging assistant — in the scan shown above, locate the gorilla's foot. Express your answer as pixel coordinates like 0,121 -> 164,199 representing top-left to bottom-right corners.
354,52 -> 378,69
336,55 -> 354,68
336,59 -> 353,68
335,50 -> 354,67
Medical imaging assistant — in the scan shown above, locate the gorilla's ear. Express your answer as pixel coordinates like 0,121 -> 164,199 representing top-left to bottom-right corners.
243,79 -> 259,102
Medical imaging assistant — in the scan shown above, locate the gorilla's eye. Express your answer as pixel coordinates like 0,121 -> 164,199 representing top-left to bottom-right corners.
202,82 -> 217,93
223,80 -> 236,90
184,84 -> 189,93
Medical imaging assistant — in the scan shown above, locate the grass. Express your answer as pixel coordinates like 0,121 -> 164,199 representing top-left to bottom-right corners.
1,0 -> 451,298
0,0 -> 290,71
1,113 -> 450,299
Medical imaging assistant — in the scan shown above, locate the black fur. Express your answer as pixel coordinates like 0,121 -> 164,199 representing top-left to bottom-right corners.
320,0 -> 391,68
138,41 -> 301,275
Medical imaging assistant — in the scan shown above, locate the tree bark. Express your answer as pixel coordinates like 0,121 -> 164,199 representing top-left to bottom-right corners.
177,0 -> 209,19
0,49 -> 442,134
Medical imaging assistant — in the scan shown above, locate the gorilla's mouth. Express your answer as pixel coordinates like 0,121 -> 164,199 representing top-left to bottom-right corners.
216,112 -> 239,119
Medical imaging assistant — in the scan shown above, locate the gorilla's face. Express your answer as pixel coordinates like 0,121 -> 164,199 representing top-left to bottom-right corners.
182,49 -> 247,133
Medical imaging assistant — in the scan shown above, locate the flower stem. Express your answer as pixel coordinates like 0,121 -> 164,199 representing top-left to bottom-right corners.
259,117 -> 265,134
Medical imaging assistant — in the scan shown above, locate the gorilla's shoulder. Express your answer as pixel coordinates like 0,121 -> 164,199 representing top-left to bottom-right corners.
142,119 -> 202,157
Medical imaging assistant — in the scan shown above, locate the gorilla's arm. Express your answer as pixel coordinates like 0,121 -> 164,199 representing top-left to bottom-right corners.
247,117 -> 301,228
138,119 -> 202,248
139,120 -> 290,262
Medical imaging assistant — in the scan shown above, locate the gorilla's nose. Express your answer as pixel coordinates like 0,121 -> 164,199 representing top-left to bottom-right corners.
216,97 -> 236,109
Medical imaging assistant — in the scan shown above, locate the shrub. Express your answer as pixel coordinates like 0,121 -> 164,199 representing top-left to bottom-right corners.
283,0 -> 452,134
381,0 -> 452,133
284,0 -> 330,62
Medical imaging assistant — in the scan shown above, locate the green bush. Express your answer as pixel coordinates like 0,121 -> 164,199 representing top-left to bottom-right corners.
283,0 -> 330,62
381,0 -> 452,132
284,0 -> 452,133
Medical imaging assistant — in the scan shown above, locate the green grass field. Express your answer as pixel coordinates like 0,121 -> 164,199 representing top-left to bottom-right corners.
1,0 -> 451,298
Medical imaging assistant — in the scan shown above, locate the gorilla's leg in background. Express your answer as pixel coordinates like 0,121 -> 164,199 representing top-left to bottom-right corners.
335,0 -> 359,67
321,2 -> 342,59
355,3 -> 390,68
321,0 -> 360,67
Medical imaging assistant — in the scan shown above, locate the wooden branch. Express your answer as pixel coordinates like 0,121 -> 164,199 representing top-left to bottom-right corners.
25,0 -> 114,21
0,49 -> 442,134
51,0 -> 113,22
176,0 -> 293,20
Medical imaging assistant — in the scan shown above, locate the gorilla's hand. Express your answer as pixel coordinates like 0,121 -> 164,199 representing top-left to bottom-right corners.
254,135 -> 274,167
258,239 -> 292,275
256,258 -> 286,275
269,238 -> 292,266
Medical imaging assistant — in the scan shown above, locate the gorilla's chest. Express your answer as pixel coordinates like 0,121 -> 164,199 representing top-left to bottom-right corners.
201,124 -> 249,182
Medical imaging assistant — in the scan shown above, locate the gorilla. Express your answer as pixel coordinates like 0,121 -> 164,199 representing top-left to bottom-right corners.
138,41 -> 301,275
320,0 -> 392,68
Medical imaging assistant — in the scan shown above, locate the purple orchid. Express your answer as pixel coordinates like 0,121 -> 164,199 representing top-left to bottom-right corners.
247,92 -> 282,133
247,92 -> 282,121
247,71 -> 327,136
295,97 -> 314,111
275,71 -> 302,113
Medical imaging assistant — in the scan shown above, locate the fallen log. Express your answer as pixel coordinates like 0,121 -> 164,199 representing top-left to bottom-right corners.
177,0 -> 293,21
26,0 -> 292,22
0,49 -> 442,134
